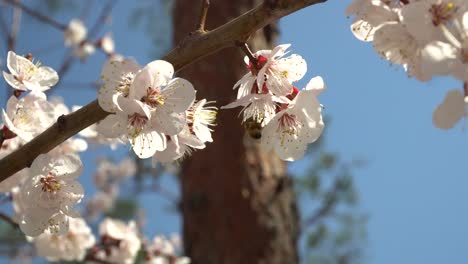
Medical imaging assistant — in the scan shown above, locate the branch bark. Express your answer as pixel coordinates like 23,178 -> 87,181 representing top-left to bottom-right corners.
0,0 -> 327,181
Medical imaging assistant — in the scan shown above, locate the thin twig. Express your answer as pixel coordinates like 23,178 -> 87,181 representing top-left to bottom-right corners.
236,41 -> 258,74
197,0 -> 210,32
2,0 -> 66,30
7,0 -> 22,52
0,0 -> 329,181
0,212 -> 19,229
463,82 -> 467,97
51,0 -> 116,93
88,0 -> 116,38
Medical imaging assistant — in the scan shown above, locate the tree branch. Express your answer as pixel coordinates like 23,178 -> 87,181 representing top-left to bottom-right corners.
2,0 -> 67,30
0,0 -> 328,181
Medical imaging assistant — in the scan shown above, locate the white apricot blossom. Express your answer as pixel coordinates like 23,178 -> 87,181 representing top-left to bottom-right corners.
18,154 -> 84,237
100,33 -> 116,55
98,58 -> 141,113
222,93 -> 288,126
235,44 -> 306,98
144,235 -> 190,264
186,99 -> 217,143
64,19 -> 87,46
261,77 -> 325,161
33,217 -> 95,262
95,218 -> 141,264
2,91 -> 55,142
346,0 -> 399,42
73,42 -> 96,61
97,60 -> 196,159
151,126 -> 205,165
2,51 -> 58,92
420,12 -> 468,81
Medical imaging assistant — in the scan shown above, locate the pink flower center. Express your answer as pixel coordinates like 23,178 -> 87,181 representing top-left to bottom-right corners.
142,87 -> 165,108
247,55 -> 269,72
128,113 -> 148,129
430,2 -> 457,26
277,113 -> 302,145
40,172 -> 61,193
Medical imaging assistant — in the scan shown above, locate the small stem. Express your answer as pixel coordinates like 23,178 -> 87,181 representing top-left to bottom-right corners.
0,134 -> 4,149
236,41 -> 258,74
3,0 -> 67,30
198,0 -> 210,32
463,82 -> 468,97
88,0 -> 116,38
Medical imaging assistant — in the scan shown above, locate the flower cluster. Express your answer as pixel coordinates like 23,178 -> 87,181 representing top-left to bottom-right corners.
143,234 -> 190,264
15,153 -> 84,237
31,217 -> 95,262
64,19 -> 116,60
0,52 -> 89,192
347,0 -> 468,129
96,58 -> 216,163
223,44 -> 325,161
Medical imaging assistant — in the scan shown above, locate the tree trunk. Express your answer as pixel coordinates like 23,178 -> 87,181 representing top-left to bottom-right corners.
173,1 -> 300,263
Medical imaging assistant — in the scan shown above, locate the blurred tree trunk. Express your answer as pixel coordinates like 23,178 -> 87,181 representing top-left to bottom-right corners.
173,1 -> 299,263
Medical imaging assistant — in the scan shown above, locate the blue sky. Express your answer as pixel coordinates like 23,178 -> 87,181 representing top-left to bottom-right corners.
3,0 -> 468,263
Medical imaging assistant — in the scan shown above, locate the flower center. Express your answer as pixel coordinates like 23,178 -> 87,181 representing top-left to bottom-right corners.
247,55 -> 269,73
40,173 -> 61,193
430,1 -> 457,26
277,113 -> 302,145
142,87 -> 166,108
128,113 -> 148,130
186,101 -> 217,134
116,72 -> 135,97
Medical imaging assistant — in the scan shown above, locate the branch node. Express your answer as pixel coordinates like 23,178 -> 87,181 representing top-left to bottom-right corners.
57,115 -> 67,132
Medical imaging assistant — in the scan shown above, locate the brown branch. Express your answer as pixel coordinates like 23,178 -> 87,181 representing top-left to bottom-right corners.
0,212 -> 19,229
3,0 -> 67,30
197,0 -> 210,32
0,0 -> 328,181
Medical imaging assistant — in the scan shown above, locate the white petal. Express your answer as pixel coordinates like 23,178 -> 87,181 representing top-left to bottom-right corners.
34,66 -> 59,89
117,97 -> 151,118
161,78 -> 196,113
132,130 -> 165,158
274,54 -> 307,83
304,76 -> 326,96
96,114 -> 127,138
152,110 -> 186,136
152,138 -> 181,164
421,41 -> 460,78
3,72 -> 23,90
433,89 -> 465,130
51,154 -> 83,180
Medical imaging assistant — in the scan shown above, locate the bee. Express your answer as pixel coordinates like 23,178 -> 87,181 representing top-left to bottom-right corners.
244,117 -> 263,139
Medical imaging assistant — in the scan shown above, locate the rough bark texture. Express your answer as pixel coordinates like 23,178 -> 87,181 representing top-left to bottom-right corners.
174,1 -> 300,263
